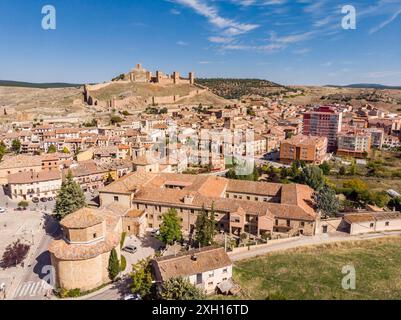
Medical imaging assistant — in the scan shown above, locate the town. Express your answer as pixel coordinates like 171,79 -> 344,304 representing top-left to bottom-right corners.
0,61 -> 401,301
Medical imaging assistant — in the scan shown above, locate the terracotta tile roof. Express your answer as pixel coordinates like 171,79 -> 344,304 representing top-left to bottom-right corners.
153,247 -> 232,281
61,208 -> 104,229
0,154 -> 42,169
49,232 -> 119,261
227,180 -> 281,197
344,211 -> 401,224
7,170 -> 61,184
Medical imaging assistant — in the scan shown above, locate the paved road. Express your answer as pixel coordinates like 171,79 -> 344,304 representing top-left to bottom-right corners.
12,216 -> 61,300
229,231 -> 401,261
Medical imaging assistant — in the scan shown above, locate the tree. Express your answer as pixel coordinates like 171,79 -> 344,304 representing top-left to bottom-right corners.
105,173 -> 115,185
130,259 -> 153,298
62,147 -> 70,154
389,197 -> 401,211
195,205 -> 216,247
110,115 -> 123,125
160,277 -> 206,300
314,186 -> 340,218
339,166 -> 347,176
158,209 -> 182,245
1,240 -> 30,269
47,144 -> 57,154
11,139 -> 21,154
108,248 -> 120,281
18,201 -> 29,211
54,171 -> 86,220
0,141 -> 6,161
299,166 -> 325,191
319,161 -> 331,175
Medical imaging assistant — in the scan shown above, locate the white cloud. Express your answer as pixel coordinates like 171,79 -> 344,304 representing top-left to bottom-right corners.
370,7 -> 401,34
172,0 -> 259,36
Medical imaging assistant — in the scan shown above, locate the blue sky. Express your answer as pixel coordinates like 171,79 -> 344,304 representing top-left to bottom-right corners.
0,0 -> 400,85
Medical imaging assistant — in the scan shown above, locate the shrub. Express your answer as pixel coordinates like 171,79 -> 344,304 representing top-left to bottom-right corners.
120,232 -> 126,249
120,255 -> 127,272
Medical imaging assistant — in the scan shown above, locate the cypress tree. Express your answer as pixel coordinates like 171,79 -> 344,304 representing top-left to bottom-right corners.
108,248 -> 120,281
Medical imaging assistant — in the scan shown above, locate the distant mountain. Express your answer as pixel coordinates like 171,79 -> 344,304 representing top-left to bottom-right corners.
0,80 -> 83,89
326,83 -> 401,90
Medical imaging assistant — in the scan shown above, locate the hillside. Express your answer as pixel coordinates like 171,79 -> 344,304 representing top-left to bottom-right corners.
327,83 -> 401,90
232,237 -> 401,300
0,80 -> 82,89
284,86 -> 401,113
90,83 -> 198,101
195,78 -> 286,99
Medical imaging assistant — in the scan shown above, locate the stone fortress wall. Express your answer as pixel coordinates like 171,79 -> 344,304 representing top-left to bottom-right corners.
83,64 -> 202,109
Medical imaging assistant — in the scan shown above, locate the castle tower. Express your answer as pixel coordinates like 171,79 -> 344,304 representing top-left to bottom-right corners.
173,71 -> 180,84
189,72 -> 195,85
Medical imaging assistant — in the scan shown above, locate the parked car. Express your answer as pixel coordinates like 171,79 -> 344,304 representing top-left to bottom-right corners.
0,207 -> 5,213
151,229 -> 160,237
40,197 -> 48,203
123,294 -> 141,301
47,197 -> 54,201
122,245 -> 137,254
32,198 -> 40,204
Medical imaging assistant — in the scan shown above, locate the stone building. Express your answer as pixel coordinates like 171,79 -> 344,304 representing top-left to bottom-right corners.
49,207 -> 121,291
99,172 -> 318,238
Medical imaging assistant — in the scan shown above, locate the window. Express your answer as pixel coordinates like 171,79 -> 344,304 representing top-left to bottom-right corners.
275,219 -> 279,225
301,222 -> 305,227
287,220 -> 291,227
209,271 -> 214,278
93,233 -> 97,238
370,223 -> 374,228
223,268 -> 228,274
385,222 -> 390,227
113,196 -> 119,202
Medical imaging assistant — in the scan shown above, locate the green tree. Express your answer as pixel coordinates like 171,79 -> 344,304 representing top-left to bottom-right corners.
299,166 -> 325,191
160,277 -> 206,300
130,259 -> 153,298
388,197 -> 401,211
195,205 -> 216,247
0,141 -> 7,161
62,147 -> 70,154
108,248 -> 120,281
54,171 -> 86,220
319,161 -> 331,175
314,186 -> 340,218
11,139 -> 21,154
158,209 -> 182,245
339,166 -> 347,176
110,115 -> 123,125
105,173 -> 115,185
18,201 -> 29,210
47,144 -> 57,154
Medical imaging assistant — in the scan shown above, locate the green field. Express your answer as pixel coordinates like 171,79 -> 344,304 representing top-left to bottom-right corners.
231,237 -> 401,300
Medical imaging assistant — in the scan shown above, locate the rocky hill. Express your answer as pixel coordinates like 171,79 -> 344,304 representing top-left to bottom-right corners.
195,78 -> 287,99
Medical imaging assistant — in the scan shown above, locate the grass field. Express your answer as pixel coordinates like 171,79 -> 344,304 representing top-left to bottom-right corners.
231,237 -> 401,300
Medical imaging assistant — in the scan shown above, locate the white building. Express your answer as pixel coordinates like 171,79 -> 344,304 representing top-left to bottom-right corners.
152,247 -> 233,294
7,170 -> 62,200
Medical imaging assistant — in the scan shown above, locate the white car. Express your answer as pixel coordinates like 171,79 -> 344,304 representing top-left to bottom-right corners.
123,294 -> 141,301
0,207 -> 5,213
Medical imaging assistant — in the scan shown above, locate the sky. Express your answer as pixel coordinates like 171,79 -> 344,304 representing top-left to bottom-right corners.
0,0 -> 400,86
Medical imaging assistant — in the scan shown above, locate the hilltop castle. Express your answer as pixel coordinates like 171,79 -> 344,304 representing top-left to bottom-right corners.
127,63 -> 195,85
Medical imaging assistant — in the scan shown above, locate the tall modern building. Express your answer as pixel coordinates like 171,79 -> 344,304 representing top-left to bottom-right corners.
303,106 -> 343,152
